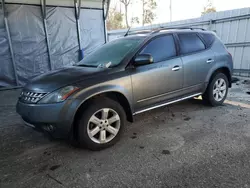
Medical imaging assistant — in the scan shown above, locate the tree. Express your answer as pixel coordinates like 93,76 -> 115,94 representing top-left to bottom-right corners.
141,0 -> 157,26
120,0 -> 131,28
202,0 -> 216,15
106,8 -> 125,30
131,16 -> 140,26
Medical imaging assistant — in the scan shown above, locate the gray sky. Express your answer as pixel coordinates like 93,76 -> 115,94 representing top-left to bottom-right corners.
111,0 -> 250,26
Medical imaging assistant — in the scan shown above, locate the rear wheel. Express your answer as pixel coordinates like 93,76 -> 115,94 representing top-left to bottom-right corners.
203,73 -> 229,106
77,97 -> 126,150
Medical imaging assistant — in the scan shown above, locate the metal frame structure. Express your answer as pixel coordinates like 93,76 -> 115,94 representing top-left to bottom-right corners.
108,9 -> 250,77
41,0 -> 52,70
74,0 -> 84,60
102,0 -> 110,43
108,13 -> 250,37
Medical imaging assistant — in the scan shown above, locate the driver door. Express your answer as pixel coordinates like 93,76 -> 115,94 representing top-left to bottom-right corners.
130,34 -> 183,112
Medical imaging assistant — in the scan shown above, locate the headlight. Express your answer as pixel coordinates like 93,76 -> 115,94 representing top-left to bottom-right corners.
38,86 -> 79,104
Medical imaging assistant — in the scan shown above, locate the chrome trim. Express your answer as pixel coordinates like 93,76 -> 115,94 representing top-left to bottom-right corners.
172,66 -> 182,71
206,59 -> 214,64
133,93 -> 202,115
20,91 -> 47,104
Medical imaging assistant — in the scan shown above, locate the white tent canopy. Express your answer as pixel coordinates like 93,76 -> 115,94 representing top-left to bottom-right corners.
5,0 -> 106,9
0,0 -> 110,86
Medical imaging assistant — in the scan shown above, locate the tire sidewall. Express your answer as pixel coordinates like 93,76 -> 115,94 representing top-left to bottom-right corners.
207,73 -> 229,106
77,98 -> 126,150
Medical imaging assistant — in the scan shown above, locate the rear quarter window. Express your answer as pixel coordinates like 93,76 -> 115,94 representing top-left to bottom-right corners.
178,33 -> 206,55
199,33 -> 216,47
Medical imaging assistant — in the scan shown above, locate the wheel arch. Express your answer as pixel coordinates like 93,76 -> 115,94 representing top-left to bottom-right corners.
71,90 -> 134,142
206,66 -> 232,89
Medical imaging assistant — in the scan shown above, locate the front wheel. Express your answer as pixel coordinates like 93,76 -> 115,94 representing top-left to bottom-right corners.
202,73 -> 229,106
77,97 -> 126,150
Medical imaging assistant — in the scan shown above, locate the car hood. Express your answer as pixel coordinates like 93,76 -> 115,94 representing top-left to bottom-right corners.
24,66 -> 105,92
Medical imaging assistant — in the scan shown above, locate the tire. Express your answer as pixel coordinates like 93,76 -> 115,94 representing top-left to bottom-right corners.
77,97 -> 126,150
202,73 -> 229,106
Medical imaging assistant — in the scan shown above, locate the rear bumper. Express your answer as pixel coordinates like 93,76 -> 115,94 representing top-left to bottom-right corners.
16,100 -> 75,138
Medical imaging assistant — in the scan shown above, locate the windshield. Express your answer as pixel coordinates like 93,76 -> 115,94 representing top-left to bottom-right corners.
77,38 -> 142,68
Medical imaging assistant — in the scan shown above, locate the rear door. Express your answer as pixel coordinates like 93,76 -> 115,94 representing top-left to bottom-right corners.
130,34 -> 183,112
177,32 -> 215,94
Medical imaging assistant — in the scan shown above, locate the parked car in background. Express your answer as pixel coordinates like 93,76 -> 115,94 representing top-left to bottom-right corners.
16,28 -> 233,150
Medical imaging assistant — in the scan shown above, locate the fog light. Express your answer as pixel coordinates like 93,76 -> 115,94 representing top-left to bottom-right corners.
43,124 -> 54,132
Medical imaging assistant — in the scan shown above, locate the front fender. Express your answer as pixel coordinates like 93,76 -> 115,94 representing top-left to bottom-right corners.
60,84 -> 133,131
75,84 -> 133,109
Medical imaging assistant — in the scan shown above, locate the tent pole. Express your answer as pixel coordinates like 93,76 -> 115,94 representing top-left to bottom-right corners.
74,0 -> 83,61
102,0 -> 107,43
105,0 -> 111,20
41,0 -> 52,70
2,0 -> 19,86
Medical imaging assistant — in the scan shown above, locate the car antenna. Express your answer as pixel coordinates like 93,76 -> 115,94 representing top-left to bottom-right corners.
124,27 -> 131,37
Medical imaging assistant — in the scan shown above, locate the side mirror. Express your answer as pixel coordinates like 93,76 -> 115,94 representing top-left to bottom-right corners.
134,54 -> 153,66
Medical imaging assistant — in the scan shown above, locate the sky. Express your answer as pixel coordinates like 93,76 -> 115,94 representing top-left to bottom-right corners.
156,0 -> 250,23
111,0 -> 250,26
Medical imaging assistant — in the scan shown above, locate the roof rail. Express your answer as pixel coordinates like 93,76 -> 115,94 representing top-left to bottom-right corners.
125,29 -> 153,36
124,27 -> 206,37
151,27 -> 206,35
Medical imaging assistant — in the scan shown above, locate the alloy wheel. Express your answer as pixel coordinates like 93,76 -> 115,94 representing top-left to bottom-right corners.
87,108 -> 120,144
213,78 -> 227,102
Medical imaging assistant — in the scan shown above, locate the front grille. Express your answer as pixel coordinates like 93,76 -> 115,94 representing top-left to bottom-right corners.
20,91 -> 47,104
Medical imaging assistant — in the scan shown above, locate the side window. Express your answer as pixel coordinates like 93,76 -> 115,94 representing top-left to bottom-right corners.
140,35 -> 176,63
178,33 -> 206,55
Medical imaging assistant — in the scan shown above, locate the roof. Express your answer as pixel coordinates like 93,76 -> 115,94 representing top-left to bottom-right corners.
4,0 -> 106,9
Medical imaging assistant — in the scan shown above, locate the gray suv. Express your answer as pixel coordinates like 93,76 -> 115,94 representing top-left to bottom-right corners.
16,28 -> 233,150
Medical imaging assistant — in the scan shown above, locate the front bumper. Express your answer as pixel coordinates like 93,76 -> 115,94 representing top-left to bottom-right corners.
16,100 -> 75,138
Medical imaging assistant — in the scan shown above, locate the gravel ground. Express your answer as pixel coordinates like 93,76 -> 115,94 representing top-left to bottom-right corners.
0,78 -> 250,188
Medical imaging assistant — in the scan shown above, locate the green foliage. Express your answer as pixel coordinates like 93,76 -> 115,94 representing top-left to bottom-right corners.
201,7 -> 216,15
141,0 -> 157,25
107,8 -> 125,30
202,0 -> 216,15
131,16 -> 140,26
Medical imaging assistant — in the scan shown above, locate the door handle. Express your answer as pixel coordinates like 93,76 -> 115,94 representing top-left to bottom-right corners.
172,66 -> 181,71
206,59 -> 214,64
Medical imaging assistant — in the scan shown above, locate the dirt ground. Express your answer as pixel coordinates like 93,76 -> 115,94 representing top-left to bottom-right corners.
0,78 -> 250,188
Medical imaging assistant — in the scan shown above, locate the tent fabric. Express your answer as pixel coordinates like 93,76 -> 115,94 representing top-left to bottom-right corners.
46,7 -> 79,70
79,8 -> 105,54
5,0 -> 105,9
0,7 -> 16,86
0,3 -> 105,86
6,4 -> 50,85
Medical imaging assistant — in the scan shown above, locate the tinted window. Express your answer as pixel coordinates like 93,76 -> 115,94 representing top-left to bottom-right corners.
140,35 -> 176,62
178,33 -> 205,55
77,38 -> 142,68
199,33 -> 215,47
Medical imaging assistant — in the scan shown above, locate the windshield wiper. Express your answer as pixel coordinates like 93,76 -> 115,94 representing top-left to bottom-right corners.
77,64 -> 97,68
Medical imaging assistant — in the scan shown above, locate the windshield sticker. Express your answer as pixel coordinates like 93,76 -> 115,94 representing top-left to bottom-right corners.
105,62 -> 112,68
